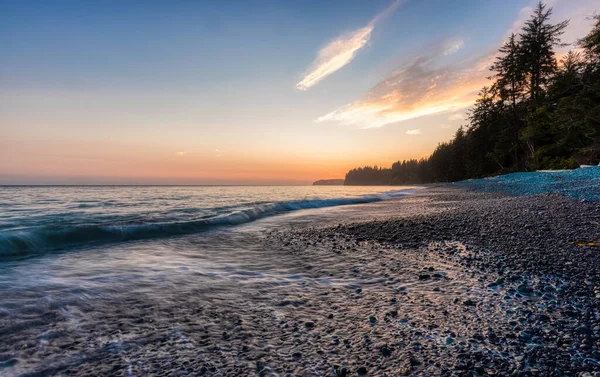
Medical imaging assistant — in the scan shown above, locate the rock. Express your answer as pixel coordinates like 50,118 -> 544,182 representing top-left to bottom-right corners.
256,361 -> 267,373
576,326 -> 591,335
380,345 -> 392,357
463,299 -> 477,306
333,365 -> 348,377
0,359 -> 18,369
517,284 -> 534,295
356,366 -> 368,375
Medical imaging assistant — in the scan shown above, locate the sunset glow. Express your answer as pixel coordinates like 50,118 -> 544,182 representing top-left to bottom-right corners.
1,0 -> 597,184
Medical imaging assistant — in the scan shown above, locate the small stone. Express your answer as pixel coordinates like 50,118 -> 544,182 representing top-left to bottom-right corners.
517,284 -> 533,295
356,366 -> 368,375
0,359 -> 18,369
380,345 -> 392,357
333,365 -> 348,377
576,326 -> 591,335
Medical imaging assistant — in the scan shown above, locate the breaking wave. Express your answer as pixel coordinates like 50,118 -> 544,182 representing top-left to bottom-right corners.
0,189 -> 416,259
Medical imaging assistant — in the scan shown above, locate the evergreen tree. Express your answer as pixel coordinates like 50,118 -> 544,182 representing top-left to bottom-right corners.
344,4 -> 599,185
579,15 -> 600,64
490,34 -> 526,108
519,2 -> 568,103
518,2 -> 569,166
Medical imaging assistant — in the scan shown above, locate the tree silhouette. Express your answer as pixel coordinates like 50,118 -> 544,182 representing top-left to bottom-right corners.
344,4 -> 599,185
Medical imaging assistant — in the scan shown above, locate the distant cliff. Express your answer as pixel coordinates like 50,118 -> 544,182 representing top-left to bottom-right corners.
312,179 -> 345,186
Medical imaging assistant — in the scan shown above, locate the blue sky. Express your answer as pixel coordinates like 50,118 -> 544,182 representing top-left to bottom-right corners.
1,0 -> 597,184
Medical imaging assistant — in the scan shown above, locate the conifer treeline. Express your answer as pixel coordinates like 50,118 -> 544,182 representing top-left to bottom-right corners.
345,3 -> 600,185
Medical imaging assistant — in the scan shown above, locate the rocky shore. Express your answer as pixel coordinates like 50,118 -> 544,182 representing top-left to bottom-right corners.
260,188 -> 600,376
1,187 -> 599,376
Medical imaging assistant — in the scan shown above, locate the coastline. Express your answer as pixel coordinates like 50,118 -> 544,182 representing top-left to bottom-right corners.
262,187 -> 600,376
1,186 -> 599,376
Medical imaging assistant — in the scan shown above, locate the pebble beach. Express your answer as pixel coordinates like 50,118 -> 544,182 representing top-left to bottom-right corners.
1,180 -> 599,376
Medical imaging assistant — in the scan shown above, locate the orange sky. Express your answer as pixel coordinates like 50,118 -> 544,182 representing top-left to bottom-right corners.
1,0 -> 597,184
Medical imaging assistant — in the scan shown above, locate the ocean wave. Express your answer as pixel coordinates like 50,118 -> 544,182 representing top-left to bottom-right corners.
0,189 -> 416,259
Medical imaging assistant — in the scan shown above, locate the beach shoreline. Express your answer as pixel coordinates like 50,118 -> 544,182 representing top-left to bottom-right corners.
1,186 -> 599,376
262,186 -> 600,376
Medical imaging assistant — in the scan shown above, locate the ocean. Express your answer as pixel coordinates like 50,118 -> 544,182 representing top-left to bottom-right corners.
0,185 -> 422,375
0,186 -> 417,259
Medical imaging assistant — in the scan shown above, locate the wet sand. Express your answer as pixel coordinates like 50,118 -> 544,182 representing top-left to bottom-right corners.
1,187 -> 599,376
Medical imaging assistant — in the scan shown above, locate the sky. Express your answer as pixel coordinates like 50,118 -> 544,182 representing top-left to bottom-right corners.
1,0 -> 598,185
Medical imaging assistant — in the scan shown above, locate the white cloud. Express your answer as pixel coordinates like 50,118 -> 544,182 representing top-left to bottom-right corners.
506,0 -> 596,48
316,52 -> 489,128
296,0 -> 404,91
176,151 -> 186,156
443,39 -> 465,56
406,129 -> 422,135
448,112 -> 466,121
296,26 -> 374,91
506,6 -> 534,38
316,0 -> 597,129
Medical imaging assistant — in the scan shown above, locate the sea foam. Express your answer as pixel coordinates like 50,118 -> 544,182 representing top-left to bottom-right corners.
0,189 -> 416,258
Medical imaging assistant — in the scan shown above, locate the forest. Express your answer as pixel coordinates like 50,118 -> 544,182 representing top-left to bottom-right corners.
345,3 -> 600,185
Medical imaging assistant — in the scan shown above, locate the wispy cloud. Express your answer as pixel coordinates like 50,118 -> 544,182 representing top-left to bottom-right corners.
506,0 -> 596,49
176,151 -> 187,156
315,0 -> 597,129
316,0 -> 598,129
443,39 -> 465,56
317,46 -> 490,128
296,0 -> 404,91
406,129 -> 422,135
448,112 -> 466,121
296,26 -> 374,91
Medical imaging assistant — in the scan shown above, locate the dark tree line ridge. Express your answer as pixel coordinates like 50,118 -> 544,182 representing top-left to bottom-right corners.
345,3 -> 600,185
